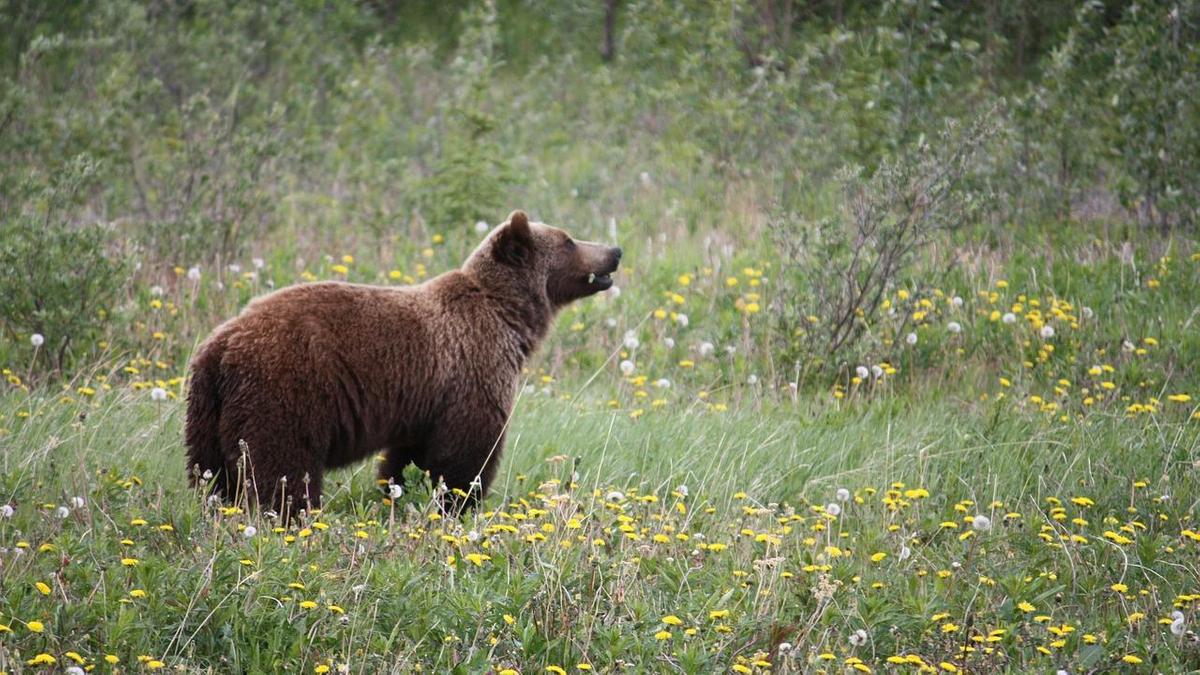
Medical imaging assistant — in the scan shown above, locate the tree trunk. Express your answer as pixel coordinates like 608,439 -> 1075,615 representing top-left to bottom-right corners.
601,0 -> 618,62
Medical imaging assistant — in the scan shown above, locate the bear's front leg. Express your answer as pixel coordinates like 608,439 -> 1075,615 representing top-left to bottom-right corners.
419,410 -> 507,516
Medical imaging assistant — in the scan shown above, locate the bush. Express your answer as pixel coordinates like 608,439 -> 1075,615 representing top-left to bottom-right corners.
0,155 -> 127,374
770,112 -> 997,371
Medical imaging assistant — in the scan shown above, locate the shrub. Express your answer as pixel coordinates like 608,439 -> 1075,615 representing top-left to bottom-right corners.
770,112 -> 997,371
0,155 -> 127,374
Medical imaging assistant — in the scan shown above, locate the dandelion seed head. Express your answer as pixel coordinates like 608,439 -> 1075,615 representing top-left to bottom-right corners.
698,341 -> 715,357
1040,325 -> 1055,339
150,387 -> 168,402
675,313 -> 689,327
836,488 -> 851,502
623,330 -> 640,350
619,360 -> 636,376
0,504 -> 13,518
30,333 -> 44,347
475,220 -> 490,233
848,628 -> 868,646
825,503 -> 842,517
243,525 -> 257,538
187,266 -> 202,281
1002,312 -> 1017,324
55,506 -> 70,519
387,484 -> 403,500
905,332 -> 918,346
972,514 -> 992,531
947,321 -> 962,334
855,366 -> 870,379
663,337 -> 675,348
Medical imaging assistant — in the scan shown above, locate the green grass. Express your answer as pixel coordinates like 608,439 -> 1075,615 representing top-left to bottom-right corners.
1,379 -> 1198,673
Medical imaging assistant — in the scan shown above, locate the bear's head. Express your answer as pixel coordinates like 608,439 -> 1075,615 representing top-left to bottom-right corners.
465,210 -> 622,307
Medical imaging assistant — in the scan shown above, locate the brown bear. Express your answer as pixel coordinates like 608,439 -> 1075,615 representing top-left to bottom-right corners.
184,210 -> 620,516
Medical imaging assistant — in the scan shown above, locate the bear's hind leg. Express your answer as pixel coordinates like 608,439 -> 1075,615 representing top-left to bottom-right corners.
221,421 -> 323,521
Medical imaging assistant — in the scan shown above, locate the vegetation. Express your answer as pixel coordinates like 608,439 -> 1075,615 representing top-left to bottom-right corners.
1,0 -> 1198,672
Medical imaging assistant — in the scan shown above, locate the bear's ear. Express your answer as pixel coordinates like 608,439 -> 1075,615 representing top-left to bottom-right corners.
493,210 -> 533,266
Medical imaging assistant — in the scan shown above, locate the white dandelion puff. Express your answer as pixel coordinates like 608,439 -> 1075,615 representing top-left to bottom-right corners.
836,488 -> 851,502
151,387 -> 168,402
825,503 -> 842,517
675,313 -> 689,327
848,628 -> 868,646
972,514 -> 992,531
243,525 -> 257,538
605,490 -> 625,502
187,266 -> 202,282
30,333 -> 45,347
698,341 -> 715,357
69,496 -> 85,509
387,484 -> 404,500
1170,610 -> 1186,636
623,330 -> 640,350
663,337 -> 676,348
1040,325 -> 1055,339
475,220 -> 490,233
947,321 -> 962,334
871,365 -> 884,378
55,506 -> 70,519
1002,312 -> 1017,324
905,332 -> 918,346
619,360 -> 636,376
0,504 -> 13,518
855,366 -> 870,380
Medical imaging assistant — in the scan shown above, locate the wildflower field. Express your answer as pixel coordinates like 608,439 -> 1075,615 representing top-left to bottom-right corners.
3,1 -> 1200,673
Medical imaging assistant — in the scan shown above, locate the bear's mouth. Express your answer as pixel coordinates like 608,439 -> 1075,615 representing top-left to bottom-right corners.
586,272 -> 614,290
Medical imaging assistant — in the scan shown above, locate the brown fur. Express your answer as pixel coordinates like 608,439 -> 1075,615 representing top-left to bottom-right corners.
184,211 -> 621,516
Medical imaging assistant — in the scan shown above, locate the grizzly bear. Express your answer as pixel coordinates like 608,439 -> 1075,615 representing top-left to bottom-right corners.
184,211 -> 621,516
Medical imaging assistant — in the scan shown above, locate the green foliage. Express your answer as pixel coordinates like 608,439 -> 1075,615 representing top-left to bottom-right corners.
422,1 -> 515,244
771,112 -> 996,366
1101,0 -> 1200,229
0,155 -> 127,373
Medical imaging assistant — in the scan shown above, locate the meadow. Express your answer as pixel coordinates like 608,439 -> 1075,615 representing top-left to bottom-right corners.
2,1 -> 1200,673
